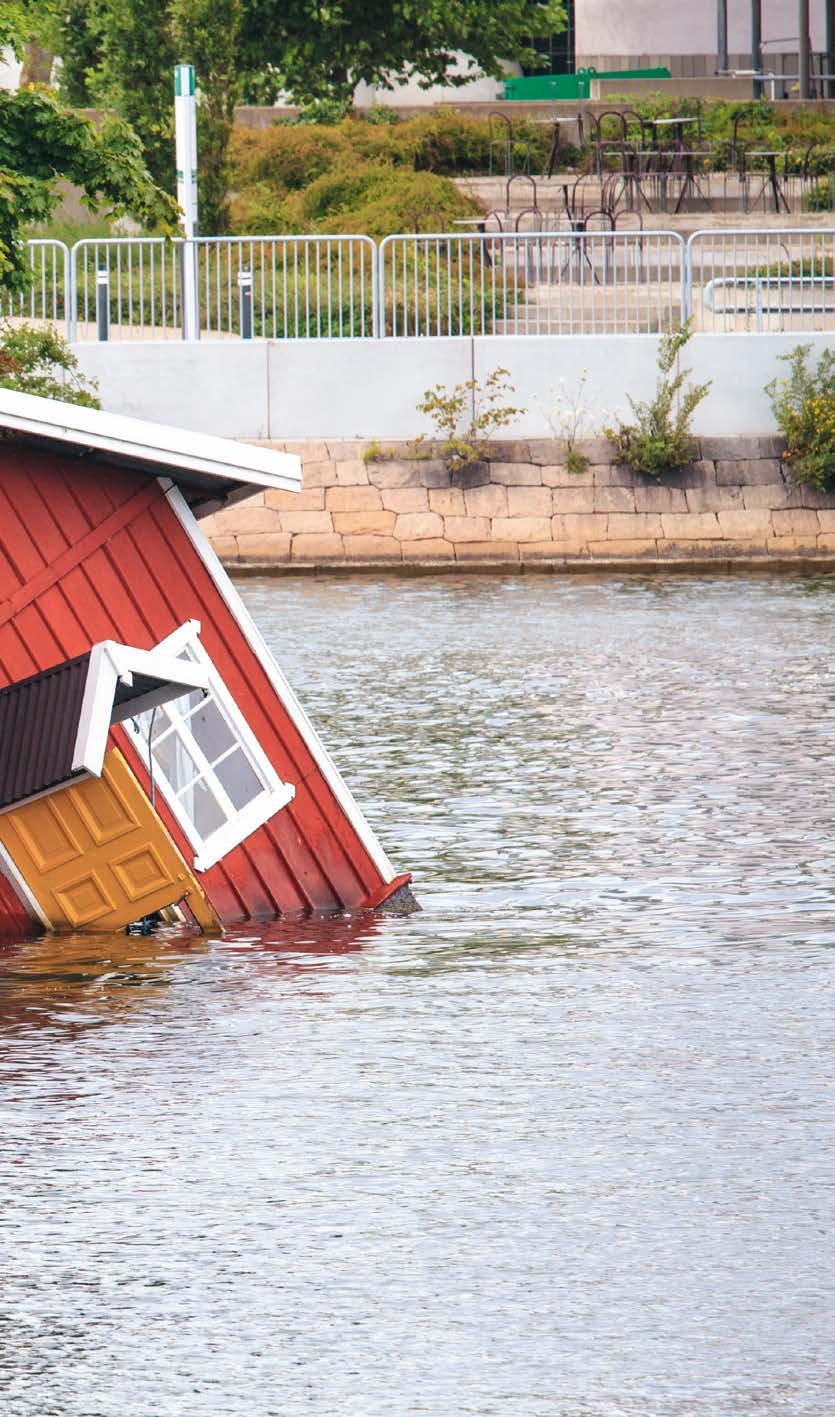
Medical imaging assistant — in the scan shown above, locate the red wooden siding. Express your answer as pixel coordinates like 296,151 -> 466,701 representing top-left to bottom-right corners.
0,868 -> 32,938
0,445 -> 393,921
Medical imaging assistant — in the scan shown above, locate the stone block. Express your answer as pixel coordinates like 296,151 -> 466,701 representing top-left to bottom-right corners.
578,437 -> 617,465
587,538 -> 658,558
326,486 -> 382,512
716,508 -> 773,538
465,484 -> 508,518
443,516 -> 492,542
541,463 -> 594,488
418,460 -> 454,489
665,460 -> 716,490
393,512 -> 445,541
219,504 -> 280,533
266,487 -> 326,511
527,440 -> 562,465
235,533 -> 292,561
302,460 -> 339,489
593,486 -> 636,513
523,540 -> 588,559
326,440 -> 367,460
286,440 -> 328,462
771,509 -> 820,537
401,539 -> 455,561
815,510 -> 835,532
340,535 -> 402,560
277,510 -> 334,534
489,462 -> 542,485
450,462 -> 490,490
491,516 -> 552,542
607,513 -> 663,538
552,513 -> 609,541
716,458 -> 782,487
660,512 -> 722,539
507,486 -> 553,517
332,510 -> 396,535
381,488 -> 429,514
698,435 -> 748,460
685,485 -> 743,512
489,440 -> 531,463
428,488 -> 466,517
788,485 -> 835,510
290,533 -> 345,561
334,459 -> 370,486
633,483 -> 687,513
372,461 -> 422,489
454,540 -> 519,561
592,463 -> 639,488
742,484 -> 792,510
815,533 -> 835,550
766,535 -> 819,554
660,539 -> 735,558
550,487 -> 596,513
209,535 -> 239,561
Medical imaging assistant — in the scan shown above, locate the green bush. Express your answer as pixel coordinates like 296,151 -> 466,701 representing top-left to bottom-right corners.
605,322 -> 711,479
766,344 -> 835,491
0,322 -> 100,406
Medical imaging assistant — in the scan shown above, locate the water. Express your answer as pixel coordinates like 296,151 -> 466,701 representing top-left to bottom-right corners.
1,572 -> 833,1417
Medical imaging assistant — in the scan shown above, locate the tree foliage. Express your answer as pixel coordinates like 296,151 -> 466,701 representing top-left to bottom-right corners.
54,0 -> 565,232
0,88 -> 176,292
0,322 -> 101,407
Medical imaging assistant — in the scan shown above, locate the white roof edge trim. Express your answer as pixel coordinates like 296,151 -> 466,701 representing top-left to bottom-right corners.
0,388 -> 301,494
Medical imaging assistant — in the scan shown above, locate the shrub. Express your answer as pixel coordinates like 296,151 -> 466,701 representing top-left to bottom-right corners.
766,344 -> 835,491
416,367 -> 524,472
804,178 -> 834,213
605,322 -> 711,479
0,323 -> 100,407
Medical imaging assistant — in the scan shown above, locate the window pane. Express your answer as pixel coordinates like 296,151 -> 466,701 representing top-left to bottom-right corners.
170,687 -> 206,718
186,697 -> 236,764
184,776 -> 227,838
214,748 -> 263,810
155,731 -> 200,793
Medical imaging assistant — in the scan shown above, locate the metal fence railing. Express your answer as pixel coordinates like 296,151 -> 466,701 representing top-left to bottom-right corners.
194,235 -> 378,339
688,227 -> 835,333
70,238 -> 182,341
3,229 -> 834,342
0,240 -> 69,332
379,229 -> 686,336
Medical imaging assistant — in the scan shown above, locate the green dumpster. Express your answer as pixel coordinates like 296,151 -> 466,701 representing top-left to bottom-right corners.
502,67 -> 672,102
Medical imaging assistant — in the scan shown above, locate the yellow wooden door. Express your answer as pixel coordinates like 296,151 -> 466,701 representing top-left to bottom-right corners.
0,749 -> 217,932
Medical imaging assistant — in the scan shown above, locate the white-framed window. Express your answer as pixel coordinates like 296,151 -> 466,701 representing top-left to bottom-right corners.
126,621 -> 294,871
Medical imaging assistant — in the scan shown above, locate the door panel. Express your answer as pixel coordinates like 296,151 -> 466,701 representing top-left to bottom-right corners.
0,749 -> 217,932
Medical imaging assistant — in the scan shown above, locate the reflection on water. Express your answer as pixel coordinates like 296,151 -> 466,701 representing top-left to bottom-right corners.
1,573 -> 834,1416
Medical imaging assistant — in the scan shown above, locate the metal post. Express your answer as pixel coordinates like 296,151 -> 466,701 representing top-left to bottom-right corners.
751,0 -> 762,97
174,63 -> 200,340
96,268 -> 109,342
237,269 -> 253,339
827,0 -> 835,97
799,0 -> 811,97
717,0 -> 728,71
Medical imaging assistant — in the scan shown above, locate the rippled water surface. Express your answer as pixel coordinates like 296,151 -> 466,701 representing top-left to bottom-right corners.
2,572 -> 834,1416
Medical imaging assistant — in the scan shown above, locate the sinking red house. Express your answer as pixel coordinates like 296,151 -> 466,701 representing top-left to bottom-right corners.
0,389 -> 413,934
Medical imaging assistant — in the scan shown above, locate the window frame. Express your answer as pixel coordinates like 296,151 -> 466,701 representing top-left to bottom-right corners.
126,620 -> 294,872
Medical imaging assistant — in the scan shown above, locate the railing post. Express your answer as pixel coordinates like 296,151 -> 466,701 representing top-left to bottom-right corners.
181,238 -> 200,341
96,267 -> 110,342
237,268 -> 253,339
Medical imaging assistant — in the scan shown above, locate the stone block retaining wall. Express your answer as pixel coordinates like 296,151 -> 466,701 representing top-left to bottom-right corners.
201,436 -> 835,569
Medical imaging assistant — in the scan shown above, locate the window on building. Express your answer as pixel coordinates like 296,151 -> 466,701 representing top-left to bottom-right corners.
127,622 -> 294,871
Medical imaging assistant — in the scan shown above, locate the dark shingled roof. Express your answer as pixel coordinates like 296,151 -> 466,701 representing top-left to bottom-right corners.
0,654 -> 92,811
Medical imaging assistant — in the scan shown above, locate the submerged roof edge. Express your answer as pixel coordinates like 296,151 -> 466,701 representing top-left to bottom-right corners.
0,388 -> 301,493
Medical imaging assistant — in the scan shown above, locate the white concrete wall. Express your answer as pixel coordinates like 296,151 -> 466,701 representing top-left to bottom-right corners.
576,0 -> 826,58
72,332 -> 833,440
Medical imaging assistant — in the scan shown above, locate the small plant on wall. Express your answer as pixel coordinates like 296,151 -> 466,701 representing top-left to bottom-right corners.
540,371 -> 596,475
604,321 -> 711,479
766,344 -> 835,491
416,367 -> 524,473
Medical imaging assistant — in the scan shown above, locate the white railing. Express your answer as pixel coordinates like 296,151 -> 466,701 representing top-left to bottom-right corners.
379,229 -> 686,337
687,228 -> 835,333
0,240 -> 69,329
194,235 -> 378,339
70,237 -> 182,341
4,229 -> 834,341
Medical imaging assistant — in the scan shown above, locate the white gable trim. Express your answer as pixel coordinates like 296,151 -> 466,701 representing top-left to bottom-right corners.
72,639 -> 209,775
162,481 -> 397,884
0,388 -> 301,494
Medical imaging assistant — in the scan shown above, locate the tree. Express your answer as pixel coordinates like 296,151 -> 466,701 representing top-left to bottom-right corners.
55,0 -> 565,234
247,0 -> 567,105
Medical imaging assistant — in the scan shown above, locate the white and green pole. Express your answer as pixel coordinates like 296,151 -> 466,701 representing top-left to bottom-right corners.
175,63 -> 199,340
